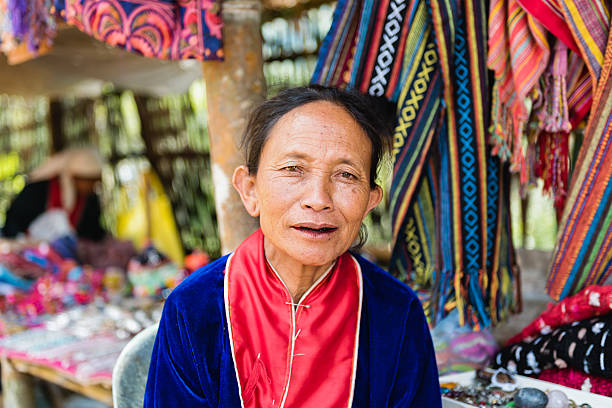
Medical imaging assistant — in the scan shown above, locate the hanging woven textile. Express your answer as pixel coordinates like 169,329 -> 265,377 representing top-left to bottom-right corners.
485,0 -> 604,218
312,0 -> 520,328
488,0 -> 550,183
0,0 -> 223,62
547,24 -> 612,300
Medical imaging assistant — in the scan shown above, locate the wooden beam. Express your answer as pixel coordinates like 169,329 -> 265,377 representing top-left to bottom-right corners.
202,0 -> 264,253
2,357 -> 113,406
2,357 -> 36,408
262,0 -> 331,22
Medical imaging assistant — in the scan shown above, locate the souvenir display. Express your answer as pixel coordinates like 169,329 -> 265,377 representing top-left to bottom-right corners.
127,244 -> 183,297
0,299 -> 162,384
0,235 -> 195,336
440,369 -> 608,407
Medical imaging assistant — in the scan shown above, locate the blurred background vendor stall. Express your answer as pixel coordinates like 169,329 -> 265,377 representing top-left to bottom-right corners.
2,147 -> 105,242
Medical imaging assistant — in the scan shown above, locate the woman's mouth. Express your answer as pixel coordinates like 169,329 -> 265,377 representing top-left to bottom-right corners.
292,225 -> 338,238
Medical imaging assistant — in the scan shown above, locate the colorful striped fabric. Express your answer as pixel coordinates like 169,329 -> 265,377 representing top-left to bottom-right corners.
520,0 -> 594,126
547,25 -> 612,300
313,0 -> 519,327
557,0 -> 609,90
517,0 -> 579,54
488,0 -> 550,183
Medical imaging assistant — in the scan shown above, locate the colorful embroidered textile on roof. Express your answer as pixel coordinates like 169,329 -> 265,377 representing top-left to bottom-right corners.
546,25 -> 612,301
312,0 -> 520,328
0,0 -> 223,61
53,0 -> 223,60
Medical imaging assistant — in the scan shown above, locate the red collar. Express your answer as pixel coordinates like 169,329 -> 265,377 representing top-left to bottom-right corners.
225,229 -> 362,408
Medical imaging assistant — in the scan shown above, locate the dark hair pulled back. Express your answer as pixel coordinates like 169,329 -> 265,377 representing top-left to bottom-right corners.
241,85 -> 393,188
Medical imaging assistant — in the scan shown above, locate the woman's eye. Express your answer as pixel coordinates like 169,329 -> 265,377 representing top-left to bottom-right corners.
283,166 -> 301,172
340,171 -> 357,180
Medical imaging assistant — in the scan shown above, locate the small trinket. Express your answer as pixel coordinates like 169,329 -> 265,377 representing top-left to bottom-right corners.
491,368 -> 518,392
514,387 -> 548,408
440,382 -> 457,394
476,368 -> 494,383
546,390 -> 569,408
580,378 -> 592,393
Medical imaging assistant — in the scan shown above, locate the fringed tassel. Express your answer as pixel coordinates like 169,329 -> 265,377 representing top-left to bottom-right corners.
511,117 -> 528,184
552,133 -> 569,218
531,40 -> 571,217
535,131 -> 570,220
490,79 -> 513,161
537,40 -> 571,133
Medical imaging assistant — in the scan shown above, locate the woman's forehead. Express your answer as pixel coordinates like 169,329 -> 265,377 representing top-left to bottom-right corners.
278,101 -> 358,128
262,101 -> 371,160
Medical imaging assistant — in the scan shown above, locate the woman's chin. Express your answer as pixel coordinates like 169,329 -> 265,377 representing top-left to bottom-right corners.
286,247 -> 344,268
263,231 -> 351,269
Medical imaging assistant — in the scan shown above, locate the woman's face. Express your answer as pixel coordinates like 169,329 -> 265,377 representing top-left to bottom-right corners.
234,101 -> 382,269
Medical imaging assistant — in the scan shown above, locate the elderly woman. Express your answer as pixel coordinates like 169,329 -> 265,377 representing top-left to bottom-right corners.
144,86 -> 441,407
1,147 -> 106,241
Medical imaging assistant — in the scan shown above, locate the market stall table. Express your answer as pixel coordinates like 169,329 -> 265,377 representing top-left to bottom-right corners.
1,356 -> 113,407
0,300 -> 163,408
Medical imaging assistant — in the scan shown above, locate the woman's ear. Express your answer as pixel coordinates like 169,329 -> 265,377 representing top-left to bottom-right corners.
366,185 -> 383,215
232,165 -> 260,217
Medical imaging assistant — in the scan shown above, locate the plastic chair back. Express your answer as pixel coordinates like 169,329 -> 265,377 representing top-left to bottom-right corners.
112,323 -> 159,408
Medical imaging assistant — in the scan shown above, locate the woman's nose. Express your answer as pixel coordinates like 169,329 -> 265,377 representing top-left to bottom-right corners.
301,176 -> 333,211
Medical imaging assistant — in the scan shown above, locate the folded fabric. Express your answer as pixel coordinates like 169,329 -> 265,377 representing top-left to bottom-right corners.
493,314 -> 612,377
51,235 -> 79,260
507,285 -> 612,345
538,367 -> 612,397
0,265 -> 33,291
0,251 -> 47,279
77,237 -> 135,271
28,209 -> 74,242
432,310 -> 499,375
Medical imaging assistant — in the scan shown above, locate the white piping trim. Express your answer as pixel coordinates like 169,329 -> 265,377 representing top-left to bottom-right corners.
268,260 -> 335,408
278,293 -> 296,408
267,261 -> 335,306
347,255 -> 363,408
223,253 -> 246,408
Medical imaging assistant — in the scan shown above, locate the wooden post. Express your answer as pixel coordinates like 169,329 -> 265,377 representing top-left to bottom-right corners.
48,99 -> 65,154
2,357 -> 36,408
202,0 -> 264,254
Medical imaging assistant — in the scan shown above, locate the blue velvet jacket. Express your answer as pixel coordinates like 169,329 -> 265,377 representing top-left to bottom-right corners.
144,253 -> 442,407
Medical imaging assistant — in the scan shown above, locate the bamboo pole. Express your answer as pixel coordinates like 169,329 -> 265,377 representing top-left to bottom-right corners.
202,0 -> 264,253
